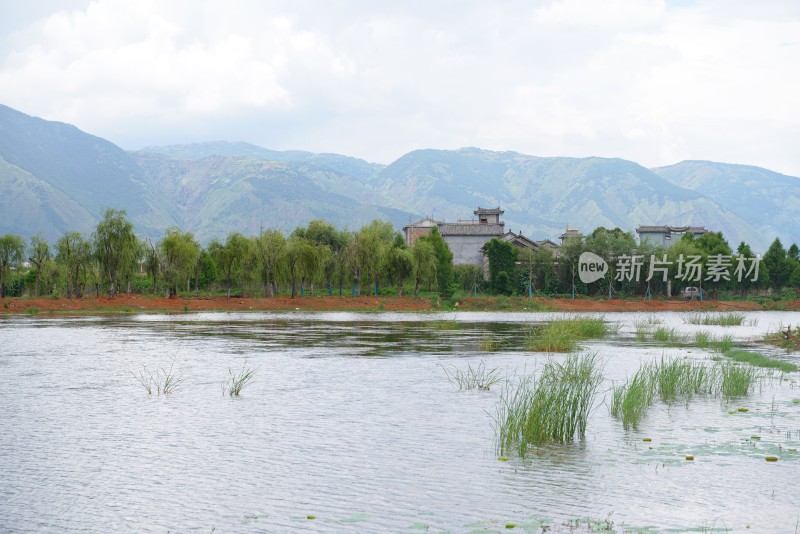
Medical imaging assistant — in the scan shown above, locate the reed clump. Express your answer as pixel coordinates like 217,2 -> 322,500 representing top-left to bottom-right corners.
682,312 -> 749,326
222,363 -> 256,396
495,352 -> 603,456
720,364 -> 757,399
610,365 -> 655,430
526,316 -> 608,353
441,360 -> 503,391
130,362 -> 186,395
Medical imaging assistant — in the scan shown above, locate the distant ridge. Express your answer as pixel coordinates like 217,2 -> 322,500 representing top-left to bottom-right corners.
0,103 -> 797,250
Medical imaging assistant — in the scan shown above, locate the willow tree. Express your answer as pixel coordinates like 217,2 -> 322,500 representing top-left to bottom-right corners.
209,232 -> 251,298
254,229 -> 286,297
0,234 -> 25,298
411,239 -> 437,297
55,232 -> 92,298
387,245 -> 413,296
27,234 -> 51,297
93,209 -> 138,297
160,228 -> 200,297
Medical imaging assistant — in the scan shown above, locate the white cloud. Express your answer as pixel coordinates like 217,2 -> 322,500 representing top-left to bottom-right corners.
0,0 -> 798,176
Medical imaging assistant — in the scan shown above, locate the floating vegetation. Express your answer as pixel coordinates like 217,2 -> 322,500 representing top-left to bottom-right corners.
765,456 -> 778,462
130,361 -> 186,395
722,348 -> 798,373
495,352 -> 603,456
526,316 -> 608,353
222,363 -> 256,396
441,360 -> 503,391
682,312 -> 752,326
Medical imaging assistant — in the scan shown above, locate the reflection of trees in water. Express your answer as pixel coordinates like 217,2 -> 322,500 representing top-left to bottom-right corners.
162,320 -> 532,356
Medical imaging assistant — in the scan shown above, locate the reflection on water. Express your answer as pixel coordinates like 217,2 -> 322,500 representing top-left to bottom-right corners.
1,311 -> 799,533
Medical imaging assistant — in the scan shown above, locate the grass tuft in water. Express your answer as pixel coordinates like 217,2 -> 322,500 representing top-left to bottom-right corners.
720,364 -> 757,399
130,361 -> 186,395
651,326 -> 685,345
441,360 -> 503,391
722,349 -> 799,373
610,365 -> 656,430
495,352 -> 603,456
682,312 -> 748,326
223,363 -> 256,396
526,316 -> 607,352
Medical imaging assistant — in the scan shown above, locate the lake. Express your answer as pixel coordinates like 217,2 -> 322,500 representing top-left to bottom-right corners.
1,311 -> 799,533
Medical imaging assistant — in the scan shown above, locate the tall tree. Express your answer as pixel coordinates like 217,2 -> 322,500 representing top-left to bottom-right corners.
410,239 -> 437,297
419,227 -> 454,296
387,245 -> 413,296
763,238 -> 791,290
28,234 -> 51,297
254,230 -> 286,297
484,238 -> 517,295
0,234 -> 25,298
209,232 -> 251,298
55,232 -> 92,298
93,209 -> 138,297
159,228 -> 200,297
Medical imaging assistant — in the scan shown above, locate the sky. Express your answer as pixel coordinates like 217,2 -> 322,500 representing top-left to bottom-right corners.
0,0 -> 798,176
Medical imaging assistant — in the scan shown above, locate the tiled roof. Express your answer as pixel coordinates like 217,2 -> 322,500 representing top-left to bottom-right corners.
474,207 -> 504,215
438,223 -> 505,236
636,225 -> 708,233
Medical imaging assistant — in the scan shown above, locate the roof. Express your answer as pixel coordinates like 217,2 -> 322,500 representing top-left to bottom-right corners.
501,231 -> 538,249
474,207 -> 504,216
535,239 -> 559,248
438,222 -> 505,236
402,216 -> 440,231
636,225 -> 708,234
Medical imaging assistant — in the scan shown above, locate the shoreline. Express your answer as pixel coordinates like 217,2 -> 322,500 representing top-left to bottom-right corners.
1,294 -> 792,316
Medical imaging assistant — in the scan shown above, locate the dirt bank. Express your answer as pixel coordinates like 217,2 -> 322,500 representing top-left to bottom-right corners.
2,293 -> 789,316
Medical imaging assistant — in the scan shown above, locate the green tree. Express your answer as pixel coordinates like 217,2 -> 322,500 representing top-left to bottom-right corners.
418,227 -> 454,296
410,239 -> 437,297
0,234 -> 25,298
93,209 -> 138,297
763,238 -> 791,290
27,234 -> 51,297
209,232 -> 252,298
254,230 -> 286,297
159,228 -> 200,297
144,239 -> 160,293
387,245 -> 413,296
55,232 -> 92,298
484,238 -> 517,295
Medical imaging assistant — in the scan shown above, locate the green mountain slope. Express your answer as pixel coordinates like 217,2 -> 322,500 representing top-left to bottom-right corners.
134,153 -> 410,241
0,104 -> 177,236
375,148 -> 765,248
652,160 -> 800,247
0,156 -> 96,241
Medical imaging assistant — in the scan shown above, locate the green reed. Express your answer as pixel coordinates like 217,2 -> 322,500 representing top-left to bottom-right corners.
682,312 -> 748,326
526,316 -> 607,353
223,363 -> 256,396
495,352 -> 603,456
441,360 -> 503,391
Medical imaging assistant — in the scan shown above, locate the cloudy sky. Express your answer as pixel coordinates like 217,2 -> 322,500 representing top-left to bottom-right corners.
1,0 -> 798,175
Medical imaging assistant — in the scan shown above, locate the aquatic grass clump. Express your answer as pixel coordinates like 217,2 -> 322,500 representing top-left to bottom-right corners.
526,316 -> 607,353
709,334 -> 734,353
495,352 -> 604,456
610,365 -> 655,430
694,331 -> 711,348
130,362 -> 186,395
441,360 -> 503,391
723,349 -> 798,372
720,364 -> 757,399
682,312 -> 748,326
654,357 -> 717,404
651,326 -> 685,345
222,363 -> 256,396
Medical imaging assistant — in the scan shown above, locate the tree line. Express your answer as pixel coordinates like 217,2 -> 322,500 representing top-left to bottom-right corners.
0,209 -> 455,300
2,211 -> 799,300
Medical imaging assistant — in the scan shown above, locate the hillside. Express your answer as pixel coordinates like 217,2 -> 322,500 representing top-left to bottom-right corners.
374,148 -> 765,248
652,160 -> 800,247
0,103 -> 794,250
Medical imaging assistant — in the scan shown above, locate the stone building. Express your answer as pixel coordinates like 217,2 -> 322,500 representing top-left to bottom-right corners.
403,207 -> 559,276
636,225 -> 708,248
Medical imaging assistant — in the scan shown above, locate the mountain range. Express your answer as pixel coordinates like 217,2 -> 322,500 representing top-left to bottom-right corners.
1,103 -> 797,252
